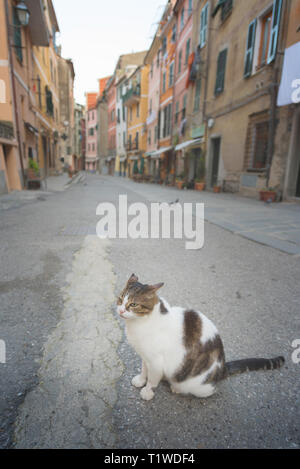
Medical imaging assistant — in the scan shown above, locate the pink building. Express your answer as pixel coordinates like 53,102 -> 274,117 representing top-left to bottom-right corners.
173,0 -> 193,147
85,93 -> 98,171
106,76 -> 117,175
173,0 -> 194,181
145,36 -> 162,178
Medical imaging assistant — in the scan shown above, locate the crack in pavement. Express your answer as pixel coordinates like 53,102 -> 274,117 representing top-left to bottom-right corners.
13,236 -> 124,449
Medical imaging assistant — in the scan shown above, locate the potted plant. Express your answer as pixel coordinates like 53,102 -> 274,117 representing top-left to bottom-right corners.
176,173 -> 185,190
27,158 -> 39,179
194,179 -> 206,191
213,180 -> 222,193
259,187 -> 277,202
194,155 -> 206,191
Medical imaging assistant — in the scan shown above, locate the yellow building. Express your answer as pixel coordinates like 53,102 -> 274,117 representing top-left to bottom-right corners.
123,64 -> 149,177
31,0 -> 61,177
0,0 -> 22,193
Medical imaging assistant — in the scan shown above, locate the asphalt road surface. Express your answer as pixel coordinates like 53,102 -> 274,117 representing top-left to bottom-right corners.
0,174 -> 299,449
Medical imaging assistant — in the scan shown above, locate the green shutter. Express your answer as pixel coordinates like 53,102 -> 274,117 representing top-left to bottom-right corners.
244,19 -> 257,78
267,0 -> 282,64
215,49 -> 227,95
200,3 -> 208,48
194,79 -> 201,111
13,8 -> 23,63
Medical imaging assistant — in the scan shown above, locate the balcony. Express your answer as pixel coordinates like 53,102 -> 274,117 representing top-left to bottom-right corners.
0,121 -> 14,140
122,85 -> 141,106
126,140 -> 139,152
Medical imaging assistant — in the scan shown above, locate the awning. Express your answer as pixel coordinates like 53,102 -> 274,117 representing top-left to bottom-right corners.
152,146 -> 173,157
277,41 -> 300,106
175,138 -> 203,151
25,122 -> 39,136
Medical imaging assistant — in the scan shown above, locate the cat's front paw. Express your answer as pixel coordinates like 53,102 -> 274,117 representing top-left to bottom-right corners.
132,374 -> 146,388
140,386 -> 154,401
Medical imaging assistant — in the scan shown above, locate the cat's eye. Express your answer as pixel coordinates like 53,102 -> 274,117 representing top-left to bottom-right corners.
129,303 -> 138,308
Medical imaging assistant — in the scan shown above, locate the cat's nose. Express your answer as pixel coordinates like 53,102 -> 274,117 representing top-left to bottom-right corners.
120,309 -> 125,315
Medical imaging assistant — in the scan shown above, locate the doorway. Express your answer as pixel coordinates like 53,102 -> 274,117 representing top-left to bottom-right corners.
210,137 -> 221,188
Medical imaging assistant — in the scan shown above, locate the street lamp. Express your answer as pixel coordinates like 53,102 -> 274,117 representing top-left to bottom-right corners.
15,2 -> 30,26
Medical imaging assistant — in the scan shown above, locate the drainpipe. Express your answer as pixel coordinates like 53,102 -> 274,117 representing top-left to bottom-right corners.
4,0 -> 26,188
266,0 -> 291,190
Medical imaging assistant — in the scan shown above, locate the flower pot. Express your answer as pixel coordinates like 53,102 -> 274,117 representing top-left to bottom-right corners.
259,190 -> 276,202
213,185 -> 221,193
27,168 -> 38,179
177,181 -> 184,190
195,182 -> 205,191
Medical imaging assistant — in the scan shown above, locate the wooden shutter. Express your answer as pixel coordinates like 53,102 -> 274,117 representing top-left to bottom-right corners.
215,49 -> 227,95
244,19 -> 257,77
267,0 -> 282,64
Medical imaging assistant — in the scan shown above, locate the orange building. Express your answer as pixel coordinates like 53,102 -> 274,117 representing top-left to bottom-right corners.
157,0 -> 177,183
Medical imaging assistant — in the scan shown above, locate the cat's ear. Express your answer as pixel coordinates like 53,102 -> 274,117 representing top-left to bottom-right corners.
127,273 -> 138,285
147,282 -> 164,292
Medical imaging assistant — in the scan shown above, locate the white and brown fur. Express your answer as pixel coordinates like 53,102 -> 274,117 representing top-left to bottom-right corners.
117,274 -> 284,401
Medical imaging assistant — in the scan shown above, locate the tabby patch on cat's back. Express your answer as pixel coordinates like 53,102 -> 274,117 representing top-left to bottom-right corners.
117,274 -> 285,401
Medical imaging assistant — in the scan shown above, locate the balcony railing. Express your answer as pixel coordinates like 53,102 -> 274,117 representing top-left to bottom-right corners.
0,121 -> 14,140
122,85 -> 141,106
126,140 -> 139,152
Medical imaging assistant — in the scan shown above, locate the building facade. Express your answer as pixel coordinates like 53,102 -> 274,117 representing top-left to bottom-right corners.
85,92 -> 98,171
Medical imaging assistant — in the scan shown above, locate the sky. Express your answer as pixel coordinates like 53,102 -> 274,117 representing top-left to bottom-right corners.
52,0 -> 168,106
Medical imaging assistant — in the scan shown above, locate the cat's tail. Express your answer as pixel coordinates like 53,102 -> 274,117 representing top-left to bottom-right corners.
225,356 -> 285,377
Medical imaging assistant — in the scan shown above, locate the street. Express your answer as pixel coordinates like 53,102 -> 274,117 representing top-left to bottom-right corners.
0,173 -> 299,449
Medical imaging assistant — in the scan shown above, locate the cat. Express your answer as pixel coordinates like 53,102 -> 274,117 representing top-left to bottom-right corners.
117,274 -> 285,401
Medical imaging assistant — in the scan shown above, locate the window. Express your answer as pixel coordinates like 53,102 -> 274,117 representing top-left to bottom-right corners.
182,95 -> 187,119
175,101 -> 179,123
13,7 -> 23,63
37,76 -> 42,108
171,24 -> 177,43
128,134 -> 132,150
123,132 -> 126,146
244,19 -> 257,77
169,62 -> 174,87
157,50 -> 160,68
162,72 -> 166,94
178,50 -> 182,74
212,0 -> 233,21
258,11 -> 272,68
194,79 -> 201,111
154,125 -> 158,143
135,132 -> 139,149
162,36 -> 167,56
185,38 -> 191,64
149,98 -> 152,115
45,87 -> 54,116
148,129 -> 151,145
215,49 -> 227,96
162,104 -> 172,138
117,109 -> 120,123
188,0 -> 193,16
200,3 -> 209,48
180,8 -> 185,31
123,106 -> 126,121
136,103 -> 140,118
130,107 -> 132,120
252,122 -> 269,169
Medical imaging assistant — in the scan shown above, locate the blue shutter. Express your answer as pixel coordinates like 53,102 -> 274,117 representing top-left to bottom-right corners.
244,19 -> 257,77
267,0 -> 282,64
